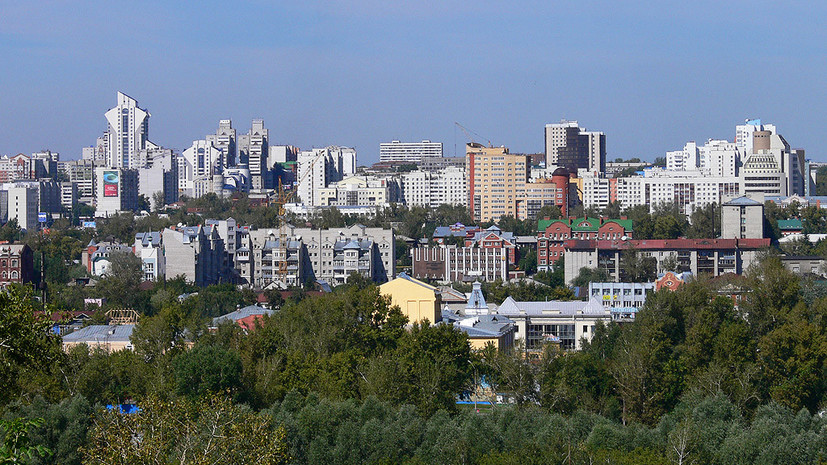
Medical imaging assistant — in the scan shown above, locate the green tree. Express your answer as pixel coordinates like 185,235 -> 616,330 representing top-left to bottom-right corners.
572,267 -> 609,288
173,344 -> 243,398
0,286 -> 61,405
0,418 -> 52,464
83,395 -> 290,465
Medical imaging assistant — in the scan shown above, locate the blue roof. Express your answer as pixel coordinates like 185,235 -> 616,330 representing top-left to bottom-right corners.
723,196 -> 762,206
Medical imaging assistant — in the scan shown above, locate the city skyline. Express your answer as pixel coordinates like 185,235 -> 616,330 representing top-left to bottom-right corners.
2,1 -> 825,163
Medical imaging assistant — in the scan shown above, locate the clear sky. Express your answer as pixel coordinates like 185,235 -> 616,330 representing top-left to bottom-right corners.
1,1 -> 825,163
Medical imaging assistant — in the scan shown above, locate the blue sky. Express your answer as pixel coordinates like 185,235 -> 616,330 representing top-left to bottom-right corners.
1,1 -> 825,163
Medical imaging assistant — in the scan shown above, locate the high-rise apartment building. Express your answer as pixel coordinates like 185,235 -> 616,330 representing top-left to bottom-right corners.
544,120 -> 606,173
466,143 -> 529,222
401,166 -> 467,208
206,119 -> 237,169
104,92 -> 152,169
296,146 -> 358,206
379,140 -> 443,163
238,119 -> 268,189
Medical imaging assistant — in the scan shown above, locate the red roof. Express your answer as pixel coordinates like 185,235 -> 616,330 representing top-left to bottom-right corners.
565,238 -> 770,251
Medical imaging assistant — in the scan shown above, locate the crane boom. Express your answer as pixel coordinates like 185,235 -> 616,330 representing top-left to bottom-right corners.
454,122 -> 492,148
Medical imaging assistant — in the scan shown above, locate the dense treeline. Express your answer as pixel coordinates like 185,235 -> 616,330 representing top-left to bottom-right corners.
4,255 -> 827,463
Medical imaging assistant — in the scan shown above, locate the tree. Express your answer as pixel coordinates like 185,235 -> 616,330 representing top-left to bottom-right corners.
95,251 -> 144,309
571,267 -> 609,288
173,344 -> 243,398
0,219 -> 22,243
0,418 -> 52,464
83,395 -> 290,464
151,191 -> 165,212
0,286 -> 61,405
620,246 -> 657,282
137,194 -> 151,212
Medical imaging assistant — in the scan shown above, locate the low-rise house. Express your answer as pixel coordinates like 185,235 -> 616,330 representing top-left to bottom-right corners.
781,255 -> 827,277
62,324 -> 135,353
432,223 -> 481,245
82,240 -> 133,277
777,219 -> 804,236
655,271 -> 693,291
211,305 -> 275,332
380,272 -> 442,324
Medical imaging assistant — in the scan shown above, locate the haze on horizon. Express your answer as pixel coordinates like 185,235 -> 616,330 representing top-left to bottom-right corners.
1,1 -> 825,163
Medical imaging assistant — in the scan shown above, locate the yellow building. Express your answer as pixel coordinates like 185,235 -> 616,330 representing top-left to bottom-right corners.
380,273 -> 442,324
466,143 -> 529,223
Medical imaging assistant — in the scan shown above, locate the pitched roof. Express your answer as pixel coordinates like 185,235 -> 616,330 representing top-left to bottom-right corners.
538,218 -> 633,232
62,324 -> 135,343
723,196 -> 763,206
777,219 -> 803,230
496,297 -> 608,317
212,305 -> 274,326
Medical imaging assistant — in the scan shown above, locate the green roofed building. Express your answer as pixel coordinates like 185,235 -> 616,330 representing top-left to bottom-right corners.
536,217 -> 634,271
777,219 -> 803,236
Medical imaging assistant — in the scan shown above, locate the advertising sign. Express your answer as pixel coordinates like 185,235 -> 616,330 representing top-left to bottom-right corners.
38,212 -> 48,223
103,170 -> 119,197
82,221 -> 97,229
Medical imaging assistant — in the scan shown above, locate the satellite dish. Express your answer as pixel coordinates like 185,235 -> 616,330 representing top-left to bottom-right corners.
621,235 -> 628,241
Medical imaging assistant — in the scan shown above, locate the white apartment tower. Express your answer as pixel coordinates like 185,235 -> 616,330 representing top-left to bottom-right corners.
205,119 -> 237,169
379,140 -> 443,163
104,92 -> 152,169
238,119 -> 268,189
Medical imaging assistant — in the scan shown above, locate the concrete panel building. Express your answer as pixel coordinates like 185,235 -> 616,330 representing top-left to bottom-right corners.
379,140 -> 443,163
720,195 -> 764,239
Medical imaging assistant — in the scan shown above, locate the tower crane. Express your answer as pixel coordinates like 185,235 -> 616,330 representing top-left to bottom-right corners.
454,122 -> 493,148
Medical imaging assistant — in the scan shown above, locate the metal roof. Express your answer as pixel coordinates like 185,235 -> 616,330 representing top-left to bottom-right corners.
62,324 -> 135,343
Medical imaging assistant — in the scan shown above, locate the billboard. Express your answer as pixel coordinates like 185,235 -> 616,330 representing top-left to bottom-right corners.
103,170 -> 119,197
38,212 -> 48,223
82,221 -> 97,229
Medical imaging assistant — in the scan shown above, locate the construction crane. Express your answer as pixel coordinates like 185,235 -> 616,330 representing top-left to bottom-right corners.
454,122 -> 493,148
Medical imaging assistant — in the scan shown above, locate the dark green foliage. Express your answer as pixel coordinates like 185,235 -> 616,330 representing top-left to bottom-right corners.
173,344 -> 243,398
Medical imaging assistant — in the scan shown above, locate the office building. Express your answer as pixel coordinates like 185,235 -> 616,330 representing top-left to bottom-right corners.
563,237 -> 769,285
94,167 -> 139,217
544,120 -> 606,173
180,140 -> 222,196
379,140 -> 443,163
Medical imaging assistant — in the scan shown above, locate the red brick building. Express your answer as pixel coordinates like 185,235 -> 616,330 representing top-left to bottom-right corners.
0,243 -> 34,287
536,217 -> 633,271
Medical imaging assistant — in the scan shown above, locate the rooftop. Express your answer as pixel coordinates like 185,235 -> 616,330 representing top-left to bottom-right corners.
62,324 -> 135,343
